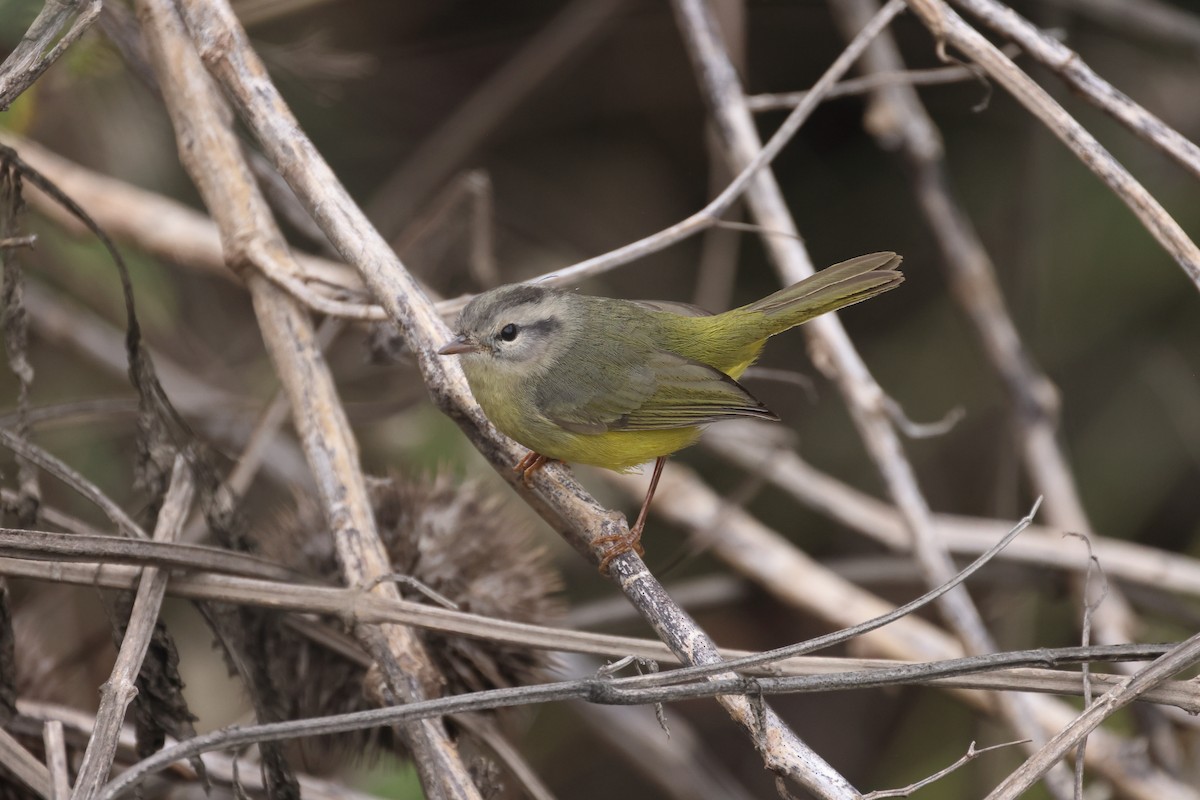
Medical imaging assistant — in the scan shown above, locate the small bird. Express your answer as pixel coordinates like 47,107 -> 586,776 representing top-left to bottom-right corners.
439,252 -> 903,571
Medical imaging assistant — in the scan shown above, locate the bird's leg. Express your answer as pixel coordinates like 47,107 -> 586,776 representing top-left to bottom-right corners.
513,451 -> 551,486
597,456 -> 666,574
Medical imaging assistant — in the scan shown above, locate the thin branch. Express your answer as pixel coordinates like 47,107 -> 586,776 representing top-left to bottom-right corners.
42,720 -> 70,800
950,0 -> 1200,182
605,460 -> 1198,798
669,4 -> 1033,769
903,0 -> 1200,288
18,700 -> 390,800
703,426 -> 1200,599
131,0 -> 481,794
746,57 -> 1016,111
0,528 -> 301,581
0,726 -> 50,798
864,739 -> 1029,799
503,0 -> 909,296
173,1 -> 913,794
985,632 -> 1200,799
0,0 -> 102,110
70,455 -> 193,800
98,641 -> 1198,799
1,552 -> 1194,711
0,428 -> 143,538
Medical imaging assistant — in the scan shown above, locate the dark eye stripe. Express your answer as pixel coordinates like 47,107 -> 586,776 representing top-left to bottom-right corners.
525,318 -> 561,336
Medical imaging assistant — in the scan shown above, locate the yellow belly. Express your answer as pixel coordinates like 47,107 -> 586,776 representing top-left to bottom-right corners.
533,426 -> 702,473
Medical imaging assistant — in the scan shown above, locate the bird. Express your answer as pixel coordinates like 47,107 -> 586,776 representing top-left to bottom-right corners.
439,251 -> 903,571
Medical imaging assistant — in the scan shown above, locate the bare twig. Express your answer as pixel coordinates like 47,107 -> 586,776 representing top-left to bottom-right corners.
2,551 -> 1195,711
131,0 -> 482,794
745,56 -> 1020,111
0,235 -> 37,249
18,700 -> 390,800
903,0 -> 1200,288
97,640 -> 1198,799
864,739 -> 1029,799
0,133 -> 377,318
986,632 -> 1200,800
950,0 -> 1200,181
70,455 -> 193,800
0,428 -> 143,538
0,725 -> 50,798
669,6 -> 1023,765
606,461 -> 1198,799
494,0 -> 910,299
0,528 -> 300,581
42,720 -> 70,800
0,0 -> 102,110
169,2 -> 925,794
704,426 -> 1200,599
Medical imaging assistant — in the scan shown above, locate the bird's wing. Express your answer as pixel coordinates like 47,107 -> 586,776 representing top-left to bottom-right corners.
537,349 -> 778,434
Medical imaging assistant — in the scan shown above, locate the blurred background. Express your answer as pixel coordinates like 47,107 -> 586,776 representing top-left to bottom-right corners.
2,0 -> 1199,797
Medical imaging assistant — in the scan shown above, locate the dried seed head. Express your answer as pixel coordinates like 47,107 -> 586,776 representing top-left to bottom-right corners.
253,473 -> 562,764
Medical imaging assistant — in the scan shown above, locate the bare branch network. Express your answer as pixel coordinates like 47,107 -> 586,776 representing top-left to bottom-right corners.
0,1 -> 1198,799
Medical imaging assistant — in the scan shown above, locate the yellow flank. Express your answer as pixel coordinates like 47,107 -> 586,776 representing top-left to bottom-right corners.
663,310 -> 768,379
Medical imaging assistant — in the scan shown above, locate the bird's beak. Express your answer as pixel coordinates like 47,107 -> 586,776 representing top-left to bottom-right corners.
438,334 -> 482,355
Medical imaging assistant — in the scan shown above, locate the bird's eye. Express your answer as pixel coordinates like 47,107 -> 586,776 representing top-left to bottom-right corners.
499,323 -> 519,342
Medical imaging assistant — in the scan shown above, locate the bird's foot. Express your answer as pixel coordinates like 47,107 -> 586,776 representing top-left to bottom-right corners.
513,451 -> 552,486
595,520 -> 646,576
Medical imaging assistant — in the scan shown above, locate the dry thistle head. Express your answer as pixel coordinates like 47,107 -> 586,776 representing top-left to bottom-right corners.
252,472 -> 562,766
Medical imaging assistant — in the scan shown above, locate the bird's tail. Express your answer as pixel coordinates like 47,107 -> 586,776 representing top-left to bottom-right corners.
741,252 -> 903,335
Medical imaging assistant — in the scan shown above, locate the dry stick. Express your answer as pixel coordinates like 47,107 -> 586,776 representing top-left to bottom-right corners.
19,700 -> 390,800
745,57 -> 1011,111
131,1 -> 481,797
691,0 -> 746,316
69,456 -> 193,800
2,553 -> 1195,712
489,1 -> 911,304
43,720 -> 70,800
0,528 -> 300,581
0,133 -> 373,315
830,0 -> 1167,783
97,640 -> 1199,799
607,464 -> 1199,800
0,726 -> 51,799
903,0 -> 1200,288
704,428 -> 1200,600
560,655 -> 760,800
668,0 -> 1045,775
864,740 -> 1028,800
986,632 -> 1200,800
0,428 -> 143,538
19,282 -> 312,489
950,0 -> 1200,181
174,3 -> 910,796
825,0 -> 1112,794
0,0 -> 101,109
